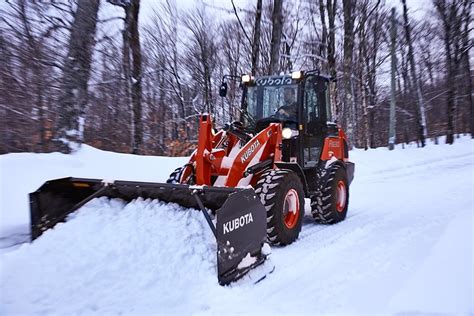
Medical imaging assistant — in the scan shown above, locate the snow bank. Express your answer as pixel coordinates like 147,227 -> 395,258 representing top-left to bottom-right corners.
0,145 -> 188,243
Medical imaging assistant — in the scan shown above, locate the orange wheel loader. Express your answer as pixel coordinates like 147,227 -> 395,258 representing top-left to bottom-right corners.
29,70 -> 354,285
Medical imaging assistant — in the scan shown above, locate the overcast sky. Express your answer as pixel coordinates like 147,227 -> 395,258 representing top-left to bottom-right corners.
135,0 -> 434,24
0,0 -> 433,29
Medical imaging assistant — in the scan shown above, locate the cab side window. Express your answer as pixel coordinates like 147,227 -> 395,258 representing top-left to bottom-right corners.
304,79 -> 319,124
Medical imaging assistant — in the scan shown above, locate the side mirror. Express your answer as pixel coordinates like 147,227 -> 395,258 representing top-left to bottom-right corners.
219,82 -> 228,97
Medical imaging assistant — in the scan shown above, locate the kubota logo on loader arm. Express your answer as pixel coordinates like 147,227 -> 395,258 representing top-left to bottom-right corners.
241,140 -> 261,164
223,212 -> 254,235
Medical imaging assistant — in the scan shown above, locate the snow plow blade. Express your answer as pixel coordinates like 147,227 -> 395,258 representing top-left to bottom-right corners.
29,177 -> 268,285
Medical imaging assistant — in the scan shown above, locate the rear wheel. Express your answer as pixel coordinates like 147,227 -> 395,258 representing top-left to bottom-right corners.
254,169 -> 305,245
310,164 -> 349,224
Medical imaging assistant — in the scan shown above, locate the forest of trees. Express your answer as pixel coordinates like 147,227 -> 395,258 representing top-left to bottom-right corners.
0,0 -> 472,155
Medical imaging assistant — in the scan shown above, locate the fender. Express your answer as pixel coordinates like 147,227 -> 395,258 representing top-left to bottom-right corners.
320,126 -> 350,162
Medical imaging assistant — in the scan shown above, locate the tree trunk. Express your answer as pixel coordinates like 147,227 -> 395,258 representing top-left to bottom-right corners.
401,0 -> 427,146
367,11 -> 380,148
251,0 -> 263,75
318,0 -> 328,70
158,72 -> 166,154
342,0 -> 355,144
460,1 -> 473,137
326,0 -> 337,118
57,0 -> 100,152
399,49 -> 410,95
269,0 -> 283,75
434,0 -> 458,144
357,3 -> 369,149
122,6 -> 133,152
389,8 -> 397,150
129,0 -> 143,154
165,1 -> 188,139
18,0 -> 47,152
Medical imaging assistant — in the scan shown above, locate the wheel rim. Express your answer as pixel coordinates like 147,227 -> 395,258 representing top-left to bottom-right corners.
336,180 -> 347,212
283,189 -> 300,229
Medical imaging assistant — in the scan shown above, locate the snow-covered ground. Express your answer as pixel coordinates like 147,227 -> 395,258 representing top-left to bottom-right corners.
1,137 -> 473,315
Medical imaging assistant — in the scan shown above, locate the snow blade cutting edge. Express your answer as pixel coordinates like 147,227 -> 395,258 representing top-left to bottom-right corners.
29,177 -> 268,285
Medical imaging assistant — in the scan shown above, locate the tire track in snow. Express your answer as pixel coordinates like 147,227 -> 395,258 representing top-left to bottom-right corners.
356,151 -> 473,183
244,148 -> 473,313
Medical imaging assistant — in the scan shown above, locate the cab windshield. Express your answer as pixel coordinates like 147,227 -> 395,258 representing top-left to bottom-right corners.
246,76 -> 298,123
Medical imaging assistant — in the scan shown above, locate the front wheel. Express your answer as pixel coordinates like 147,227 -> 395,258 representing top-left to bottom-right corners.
166,165 -> 195,184
254,169 -> 305,246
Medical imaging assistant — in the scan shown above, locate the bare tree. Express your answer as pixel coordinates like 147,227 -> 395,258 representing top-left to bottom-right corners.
251,0 -> 263,75
269,0 -> 284,74
326,0 -> 338,118
342,0 -> 355,143
401,0 -> 427,147
107,0 -> 143,153
317,0 -> 328,69
433,0 -> 463,144
183,5 -> 218,114
220,19 -> 246,120
1,0 -> 71,153
389,7 -> 397,150
147,1 -> 190,141
129,0 -> 143,154
459,1 -> 472,137
57,0 -> 100,152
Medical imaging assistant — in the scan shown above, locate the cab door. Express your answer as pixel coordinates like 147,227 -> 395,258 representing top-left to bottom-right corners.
302,76 -> 329,168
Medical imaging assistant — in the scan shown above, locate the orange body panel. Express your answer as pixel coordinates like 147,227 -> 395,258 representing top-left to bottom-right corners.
320,137 -> 344,160
320,126 -> 349,161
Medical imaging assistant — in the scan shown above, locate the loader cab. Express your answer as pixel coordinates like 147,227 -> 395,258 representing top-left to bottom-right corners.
237,71 -> 334,168
244,75 -> 299,127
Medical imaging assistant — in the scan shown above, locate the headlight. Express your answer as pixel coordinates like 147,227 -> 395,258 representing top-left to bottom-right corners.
282,128 -> 293,139
242,74 -> 252,83
291,71 -> 303,80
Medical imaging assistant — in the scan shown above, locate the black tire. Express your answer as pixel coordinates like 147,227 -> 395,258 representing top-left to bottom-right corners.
310,164 -> 349,224
254,169 -> 305,246
166,167 -> 183,184
166,165 -> 195,184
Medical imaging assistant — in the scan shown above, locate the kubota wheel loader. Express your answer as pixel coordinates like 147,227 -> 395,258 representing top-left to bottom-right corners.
29,70 -> 354,285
